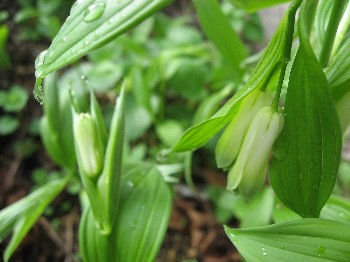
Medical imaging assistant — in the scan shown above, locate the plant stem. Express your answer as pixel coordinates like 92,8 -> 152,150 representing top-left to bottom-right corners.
319,0 -> 346,68
272,0 -> 302,111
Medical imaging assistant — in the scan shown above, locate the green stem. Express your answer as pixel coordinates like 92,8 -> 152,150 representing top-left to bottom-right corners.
272,0 -> 302,111
319,0 -> 346,68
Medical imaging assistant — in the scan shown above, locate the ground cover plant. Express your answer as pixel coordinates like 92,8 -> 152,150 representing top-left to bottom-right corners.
1,0 -> 350,261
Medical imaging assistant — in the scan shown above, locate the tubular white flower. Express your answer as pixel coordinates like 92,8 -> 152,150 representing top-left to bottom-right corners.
215,89 -> 273,169
227,106 -> 284,198
74,113 -> 104,177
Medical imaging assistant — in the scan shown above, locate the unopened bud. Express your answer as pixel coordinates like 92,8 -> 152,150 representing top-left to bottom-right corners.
227,106 -> 284,198
74,113 -> 104,177
215,90 -> 273,169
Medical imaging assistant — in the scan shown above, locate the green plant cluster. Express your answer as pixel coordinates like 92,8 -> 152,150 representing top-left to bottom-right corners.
1,0 -> 350,261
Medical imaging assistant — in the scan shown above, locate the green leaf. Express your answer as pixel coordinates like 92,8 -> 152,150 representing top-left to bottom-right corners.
35,0 -> 172,79
0,85 -> 29,113
0,178 -> 67,261
0,116 -> 19,135
173,2 -> 298,152
156,120 -> 184,147
193,0 -> 247,78
225,218 -> 350,262
320,195 -> 350,224
229,0 -> 290,13
0,25 -> 11,70
98,84 -> 125,233
326,39 -> 350,100
113,164 -> 172,262
269,0 -> 342,218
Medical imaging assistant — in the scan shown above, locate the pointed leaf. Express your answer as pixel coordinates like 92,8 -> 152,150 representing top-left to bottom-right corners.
229,0 -> 290,13
35,0 -> 172,79
193,0 -> 247,78
173,1 -> 300,152
1,178 -> 67,261
113,163 -> 172,262
269,0 -> 342,217
225,218 -> 350,262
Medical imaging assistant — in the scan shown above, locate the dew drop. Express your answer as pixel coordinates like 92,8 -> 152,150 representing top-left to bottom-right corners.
34,78 -> 44,105
338,212 -> 345,218
127,181 -> 134,188
84,3 -> 106,22
35,50 -> 48,69
262,247 -> 268,256
71,49 -> 77,55
66,15 -> 72,23
63,36 -> 67,42
315,246 -> 326,257
84,40 -> 90,46
49,51 -> 53,58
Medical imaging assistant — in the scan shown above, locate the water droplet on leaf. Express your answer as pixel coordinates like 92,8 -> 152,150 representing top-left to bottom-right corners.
84,3 -> 105,22
262,247 -> 268,256
34,78 -> 44,105
35,50 -> 48,69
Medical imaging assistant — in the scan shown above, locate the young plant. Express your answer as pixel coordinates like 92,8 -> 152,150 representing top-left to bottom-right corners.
1,0 -> 350,261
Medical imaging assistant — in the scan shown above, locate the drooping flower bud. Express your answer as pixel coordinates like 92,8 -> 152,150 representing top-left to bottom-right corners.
215,90 -> 273,169
227,106 -> 284,198
73,113 -> 104,177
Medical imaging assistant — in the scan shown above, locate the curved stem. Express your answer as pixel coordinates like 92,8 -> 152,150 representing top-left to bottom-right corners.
272,0 -> 302,111
319,0 -> 346,68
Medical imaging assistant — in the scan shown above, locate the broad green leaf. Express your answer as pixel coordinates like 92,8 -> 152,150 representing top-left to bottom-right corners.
269,0 -> 342,218
225,218 -> 350,262
273,195 -> 350,224
40,73 -> 78,169
229,0 -> 290,13
0,177 -> 67,261
0,85 -> 28,113
321,195 -> 350,224
326,39 -> 350,100
34,0 -> 172,79
193,0 -> 247,78
314,0 -> 332,47
113,163 -> 172,262
173,1 -> 300,152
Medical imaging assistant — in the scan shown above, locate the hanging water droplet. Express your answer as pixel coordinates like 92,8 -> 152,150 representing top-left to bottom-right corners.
84,3 -> 106,22
35,50 -> 48,69
262,247 -> 268,256
34,78 -> 44,105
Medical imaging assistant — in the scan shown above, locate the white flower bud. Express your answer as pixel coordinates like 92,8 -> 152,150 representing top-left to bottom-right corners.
215,90 -> 273,169
74,113 -> 104,177
227,106 -> 284,198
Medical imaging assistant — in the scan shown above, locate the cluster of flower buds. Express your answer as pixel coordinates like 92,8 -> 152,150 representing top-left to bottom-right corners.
215,90 -> 284,198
